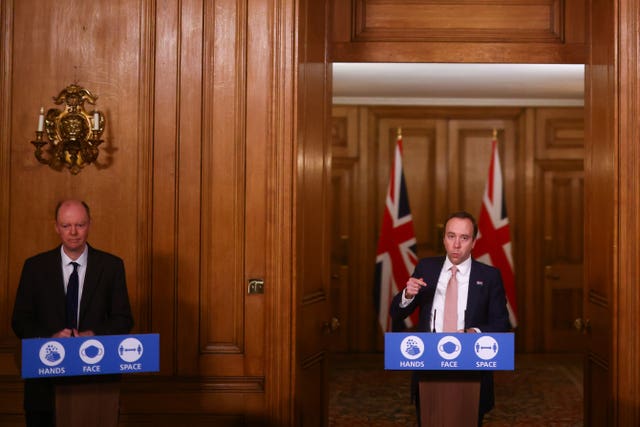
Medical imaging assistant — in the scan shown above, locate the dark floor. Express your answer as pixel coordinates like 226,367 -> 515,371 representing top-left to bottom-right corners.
329,352 -> 583,426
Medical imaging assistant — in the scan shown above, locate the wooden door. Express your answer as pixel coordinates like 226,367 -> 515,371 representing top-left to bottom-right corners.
539,165 -> 584,352
584,0 -> 615,424
295,0 -> 333,425
330,164 -> 351,352
330,107 -> 358,352
530,108 -> 586,353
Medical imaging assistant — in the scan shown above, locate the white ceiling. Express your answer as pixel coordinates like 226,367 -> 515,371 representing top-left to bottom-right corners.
332,63 -> 584,107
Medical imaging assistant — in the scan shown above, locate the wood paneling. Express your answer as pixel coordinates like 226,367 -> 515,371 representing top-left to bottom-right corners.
330,165 -> 352,352
528,108 -> 585,352
584,0 -> 616,423
377,119 -> 446,257
447,120 -> 517,217
295,0 -> 333,423
586,0 -> 640,426
331,0 -> 587,63
1,0 -> 150,350
614,0 -> 640,425
535,108 -> 585,159
0,0 -> 13,353
4,0 -> 640,424
354,0 -> 564,42
539,163 -> 584,352
0,0 -> 323,425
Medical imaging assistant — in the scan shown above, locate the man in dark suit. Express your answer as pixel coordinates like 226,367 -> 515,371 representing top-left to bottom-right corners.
390,211 -> 510,426
12,199 -> 134,427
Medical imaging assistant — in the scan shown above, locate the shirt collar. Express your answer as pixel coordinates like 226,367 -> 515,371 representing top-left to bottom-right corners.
60,245 -> 89,267
444,255 -> 472,275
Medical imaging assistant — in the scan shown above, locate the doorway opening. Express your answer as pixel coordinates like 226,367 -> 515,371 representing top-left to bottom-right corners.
328,62 -> 585,425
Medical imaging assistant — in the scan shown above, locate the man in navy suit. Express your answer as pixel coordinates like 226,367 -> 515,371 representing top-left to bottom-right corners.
12,199 -> 134,427
390,211 -> 510,425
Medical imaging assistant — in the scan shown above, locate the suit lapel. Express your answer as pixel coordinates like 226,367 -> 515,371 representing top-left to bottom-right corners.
419,257 -> 444,329
49,247 -> 67,321
79,245 -> 99,323
426,258 -> 445,290
466,260 -> 482,325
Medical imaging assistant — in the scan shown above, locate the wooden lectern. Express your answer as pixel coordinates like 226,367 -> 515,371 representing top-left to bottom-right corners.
21,334 -> 159,426
418,372 -> 481,427
55,377 -> 120,427
384,332 -> 514,427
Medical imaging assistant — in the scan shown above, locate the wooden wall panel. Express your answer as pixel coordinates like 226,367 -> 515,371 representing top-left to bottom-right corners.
376,119 -> 447,257
198,0 -> 247,372
615,0 -> 640,424
151,0 -> 179,376
584,0 -> 616,422
0,0 -> 13,353
354,0 -> 564,42
295,0 -> 333,424
0,0 -> 311,424
535,108 -> 585,159
331,0 -> 587,63
1,0 -> 150,353
447,120 -> 517,218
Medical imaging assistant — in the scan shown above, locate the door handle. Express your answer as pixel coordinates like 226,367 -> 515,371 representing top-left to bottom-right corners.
544,265 -> 560,280
574,318 -> 591,334
322,317 -> 341,335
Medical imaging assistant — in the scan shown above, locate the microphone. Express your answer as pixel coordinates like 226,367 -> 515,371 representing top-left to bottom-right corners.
464,309 -> 467,333
431,310 -> 437,332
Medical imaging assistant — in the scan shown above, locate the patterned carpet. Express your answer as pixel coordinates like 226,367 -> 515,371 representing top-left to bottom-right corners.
329,353 -> 583,426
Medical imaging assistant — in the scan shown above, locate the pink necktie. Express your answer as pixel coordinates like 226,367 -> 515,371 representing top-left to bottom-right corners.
443,266 -> 458,332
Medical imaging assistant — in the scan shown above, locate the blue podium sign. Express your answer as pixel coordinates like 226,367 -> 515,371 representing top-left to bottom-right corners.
385,332 -> 514,371
21,333 -> 159,379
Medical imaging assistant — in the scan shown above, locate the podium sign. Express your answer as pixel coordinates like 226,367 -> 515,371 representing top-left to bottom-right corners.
385,332 -> 514,371
21,333 -> 159,379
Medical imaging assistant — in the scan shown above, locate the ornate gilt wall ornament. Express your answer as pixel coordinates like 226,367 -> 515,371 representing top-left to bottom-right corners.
31,84 -> 105,174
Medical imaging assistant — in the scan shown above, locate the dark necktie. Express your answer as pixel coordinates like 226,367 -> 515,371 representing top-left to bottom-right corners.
66,262 -> 79,330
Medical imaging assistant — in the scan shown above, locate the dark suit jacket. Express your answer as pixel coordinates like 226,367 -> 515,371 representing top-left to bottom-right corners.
389,256 -> 510,416
12,244 -> 134,411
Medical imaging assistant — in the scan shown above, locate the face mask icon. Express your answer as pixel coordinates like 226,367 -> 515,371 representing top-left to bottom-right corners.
439,341 -> 460,354
437,336 -> 462,360
79,339 -> 105,364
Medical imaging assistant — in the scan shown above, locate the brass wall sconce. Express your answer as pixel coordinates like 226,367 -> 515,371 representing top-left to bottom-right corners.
31,84 -> 105,174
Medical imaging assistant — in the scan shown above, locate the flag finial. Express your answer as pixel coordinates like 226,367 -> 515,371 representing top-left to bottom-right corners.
397,127 -> 402,138
492,128 -> 497,140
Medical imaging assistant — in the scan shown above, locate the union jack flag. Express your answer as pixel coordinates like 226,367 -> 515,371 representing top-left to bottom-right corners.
374,131 -> 418,332
473,135 -> 518,328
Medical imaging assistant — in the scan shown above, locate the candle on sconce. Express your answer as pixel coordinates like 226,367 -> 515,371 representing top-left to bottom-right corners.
93,112 -> 100,131
37,107 -> 44,132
